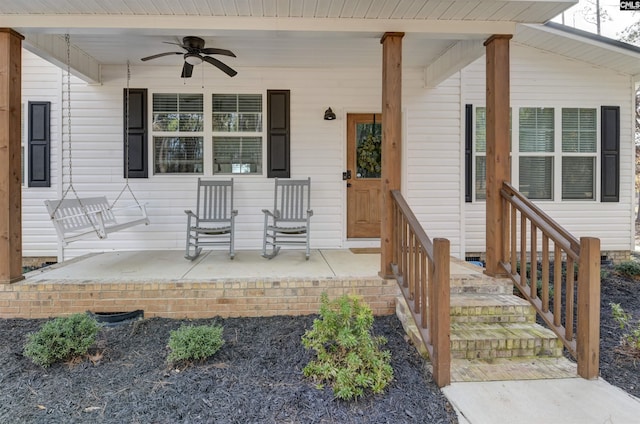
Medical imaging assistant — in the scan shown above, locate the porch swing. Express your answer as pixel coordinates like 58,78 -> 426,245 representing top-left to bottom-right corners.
45,34 -> 150,245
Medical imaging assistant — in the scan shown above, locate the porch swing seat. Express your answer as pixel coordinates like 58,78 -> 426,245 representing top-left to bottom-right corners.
45,196 -> 150,245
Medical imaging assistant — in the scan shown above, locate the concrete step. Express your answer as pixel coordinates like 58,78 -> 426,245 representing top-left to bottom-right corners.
450,322 -> 564,360
448,357 -> 577,382
450,293 -> 536,324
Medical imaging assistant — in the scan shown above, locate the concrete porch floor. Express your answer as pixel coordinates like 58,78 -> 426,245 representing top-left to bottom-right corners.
24,249 -> 384,282
24,249 -> 482,282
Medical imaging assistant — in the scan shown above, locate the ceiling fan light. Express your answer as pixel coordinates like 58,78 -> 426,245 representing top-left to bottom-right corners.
185,53 -> 203,66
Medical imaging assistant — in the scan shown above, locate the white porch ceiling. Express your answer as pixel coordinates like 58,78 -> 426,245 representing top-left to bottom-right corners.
0,0 -> 578,83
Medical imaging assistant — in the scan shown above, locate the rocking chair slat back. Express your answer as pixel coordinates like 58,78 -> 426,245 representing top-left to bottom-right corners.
275,178 -> 311,222
198,179 -> 234,221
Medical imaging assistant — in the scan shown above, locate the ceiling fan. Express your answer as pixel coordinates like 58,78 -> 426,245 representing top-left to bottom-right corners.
141,36 -> 237,78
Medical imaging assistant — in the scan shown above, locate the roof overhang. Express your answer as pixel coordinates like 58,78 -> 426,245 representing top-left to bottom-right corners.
515,22 -> 640,80
1,0 -> 580,84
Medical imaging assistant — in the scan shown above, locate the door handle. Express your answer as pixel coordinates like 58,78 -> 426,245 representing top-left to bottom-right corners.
346,183 -> 352,188
342,170 -> 352,180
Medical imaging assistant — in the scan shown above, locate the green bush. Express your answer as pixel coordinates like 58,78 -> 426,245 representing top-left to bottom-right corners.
167,324 -> 224,365
23,313 -> 100,367
614,261 -> 640,279
301,293 -> 393,401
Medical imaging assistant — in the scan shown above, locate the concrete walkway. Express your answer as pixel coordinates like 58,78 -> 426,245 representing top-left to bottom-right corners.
442,377 -> 640,424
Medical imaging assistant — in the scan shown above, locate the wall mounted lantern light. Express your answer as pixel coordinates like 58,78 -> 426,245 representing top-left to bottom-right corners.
324,107 -> 336,120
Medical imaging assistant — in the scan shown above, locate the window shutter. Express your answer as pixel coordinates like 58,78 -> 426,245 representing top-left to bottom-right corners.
267,89 -> 290,178
124,88 -> 148,178
601,105 -> 620,202
465,104 -> 472,202
28,101 -> 51,187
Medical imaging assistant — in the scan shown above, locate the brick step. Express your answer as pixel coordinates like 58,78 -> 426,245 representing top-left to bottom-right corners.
450,259 -> 513,294
450,322 -> 564,360
396,292 -> 535,324
450,293 -> 536,324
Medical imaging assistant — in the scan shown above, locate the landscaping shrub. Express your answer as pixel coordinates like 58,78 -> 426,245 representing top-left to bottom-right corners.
167,324 -> 224,366
610,303 -> 640,350
301,293 -> 393,401
614,261 -> 640,279
23,313 -> 100,367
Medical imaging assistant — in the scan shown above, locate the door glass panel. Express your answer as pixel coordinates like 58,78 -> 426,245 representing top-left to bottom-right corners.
356,122 -> 382,178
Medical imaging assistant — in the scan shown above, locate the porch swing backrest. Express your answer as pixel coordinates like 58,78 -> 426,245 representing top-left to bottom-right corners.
45,197 -> 149,245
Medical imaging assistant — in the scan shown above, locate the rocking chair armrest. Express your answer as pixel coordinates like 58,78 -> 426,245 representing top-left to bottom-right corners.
231,209 -> 238,216
184,210 -> 198,218
262,209 -> 279,219
307,209 -> 314,217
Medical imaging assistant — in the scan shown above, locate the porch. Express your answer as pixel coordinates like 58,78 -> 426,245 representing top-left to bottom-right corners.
4,249 -> 489,320
4,249 -> 398,319
6,248 -> 584,384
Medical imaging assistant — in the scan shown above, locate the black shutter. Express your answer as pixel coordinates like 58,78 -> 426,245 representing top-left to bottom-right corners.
267,89 -> 290,178
124,88 -> 148,178
465,104 -> 472,202
28,101 -> 51,187
601,106 -> 620,202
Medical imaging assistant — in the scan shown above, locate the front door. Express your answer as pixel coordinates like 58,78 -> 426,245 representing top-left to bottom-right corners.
346,113 -> 382,238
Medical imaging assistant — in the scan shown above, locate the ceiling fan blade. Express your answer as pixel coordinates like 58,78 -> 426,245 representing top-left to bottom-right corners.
141,51 -> 182,61
181,62 -> 194,78
163,41 -> 188,48
202,56 -> 238,77
201,48 -> 236,57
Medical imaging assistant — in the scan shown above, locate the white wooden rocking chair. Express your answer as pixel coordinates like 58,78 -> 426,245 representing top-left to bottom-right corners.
185,178 -> 237,260
262,178 -> 313,259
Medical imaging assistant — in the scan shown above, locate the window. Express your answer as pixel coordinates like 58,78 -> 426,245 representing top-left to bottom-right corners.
561,108 -> 596,200
474,107 -> 510,200
212,94 -> 263,174
519,107 -> 554,200
152,93 -> 204,174
21,102 -> 25,186
472,106 -> 599,202
475,107 -> 487,200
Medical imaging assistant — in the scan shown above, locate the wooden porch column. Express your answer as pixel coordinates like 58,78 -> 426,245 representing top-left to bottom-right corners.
0,29 -> 24,284
380,32 -> 404,278
484,35 -> 511,277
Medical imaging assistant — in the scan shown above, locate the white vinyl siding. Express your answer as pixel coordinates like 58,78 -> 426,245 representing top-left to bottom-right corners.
21,51 -> 63,257
20,43 -> 635,261
24,62 -> 390,258
463,44 -> 634,254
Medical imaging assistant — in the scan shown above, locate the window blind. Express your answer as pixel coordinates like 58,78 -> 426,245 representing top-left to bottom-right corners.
562,108 -> 596,153
519,107 -> 554,152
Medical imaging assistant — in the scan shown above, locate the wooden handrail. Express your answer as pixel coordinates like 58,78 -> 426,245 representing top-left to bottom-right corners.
390,191 -> 433,258
390,190 -> 450,387
502,182 -> 580,255
500,182 -> 600,379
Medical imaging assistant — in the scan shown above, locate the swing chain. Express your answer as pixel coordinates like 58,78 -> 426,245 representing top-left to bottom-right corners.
49,34 -> 103,239
110,60 -> 143,210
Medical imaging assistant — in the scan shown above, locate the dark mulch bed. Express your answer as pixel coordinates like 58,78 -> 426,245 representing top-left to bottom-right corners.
0,314 -> 457,424
599,265 -> 640,398
2,263 -> 639,423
